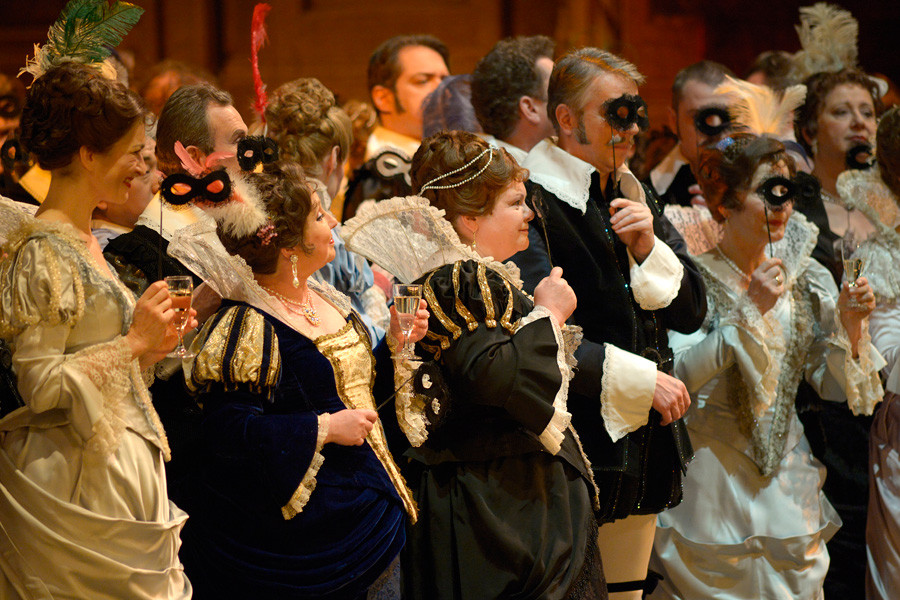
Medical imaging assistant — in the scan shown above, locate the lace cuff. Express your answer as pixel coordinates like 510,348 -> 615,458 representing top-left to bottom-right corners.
720,294 -> 783,415
521,305 -> 575,454
628,237 -> 684,311
600,344 -> 657,442
68,336 -> 136,458
281,413 -> 329,520
831,320 -> 886,416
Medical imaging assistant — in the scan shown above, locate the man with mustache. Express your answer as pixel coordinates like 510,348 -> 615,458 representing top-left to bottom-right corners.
511,47 -> 707,599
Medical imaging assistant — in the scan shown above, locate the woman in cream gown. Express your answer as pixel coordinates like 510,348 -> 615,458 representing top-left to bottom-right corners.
0,63 -> 191,598
649,134 -> 884,599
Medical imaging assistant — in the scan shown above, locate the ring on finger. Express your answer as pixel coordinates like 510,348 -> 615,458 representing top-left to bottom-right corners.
774,273 -> 783,284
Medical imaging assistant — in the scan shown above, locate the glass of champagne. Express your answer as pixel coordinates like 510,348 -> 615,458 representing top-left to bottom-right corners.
392,283 -> 422,357
165,276 -> 195,359
841,236 -> 866,310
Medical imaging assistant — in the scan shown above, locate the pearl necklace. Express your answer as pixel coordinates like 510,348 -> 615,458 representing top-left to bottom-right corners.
714,245 -> 751,283
261,285 -> 321,326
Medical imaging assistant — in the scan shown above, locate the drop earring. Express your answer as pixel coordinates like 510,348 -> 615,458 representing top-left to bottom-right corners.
291,255 -> 300,288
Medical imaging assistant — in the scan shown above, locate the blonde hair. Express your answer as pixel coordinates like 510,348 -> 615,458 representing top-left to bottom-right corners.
548,47 -> 645,132
265,78 -> 352,178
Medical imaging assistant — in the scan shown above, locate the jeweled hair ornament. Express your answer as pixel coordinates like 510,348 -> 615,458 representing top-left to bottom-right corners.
419,147 -> 493,192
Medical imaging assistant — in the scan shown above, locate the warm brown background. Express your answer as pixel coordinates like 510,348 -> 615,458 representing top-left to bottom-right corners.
2,0 -> 898,127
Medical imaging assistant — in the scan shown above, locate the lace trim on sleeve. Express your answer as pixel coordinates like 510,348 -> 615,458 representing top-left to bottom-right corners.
628,236 -> 684,311
70,336 -> 170,462
519,305 -> 575,455
280,413 -> 329,520
600,345 -> 657,442
830,316 -> 885,416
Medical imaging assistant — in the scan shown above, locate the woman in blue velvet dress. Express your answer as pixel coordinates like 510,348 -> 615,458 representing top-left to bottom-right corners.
168,162 -> 427,599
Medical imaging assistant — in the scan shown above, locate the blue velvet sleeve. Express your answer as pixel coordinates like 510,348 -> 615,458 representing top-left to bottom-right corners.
200,392 -> 321,510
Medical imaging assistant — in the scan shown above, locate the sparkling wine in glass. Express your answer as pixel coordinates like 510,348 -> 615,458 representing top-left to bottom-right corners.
841,237 -> 866,310
165,276 -> 194,359
392,283 -> 422,356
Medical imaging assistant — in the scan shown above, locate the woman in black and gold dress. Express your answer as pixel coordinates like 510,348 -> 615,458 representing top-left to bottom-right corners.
346,131 -> 605,599
168,162 -> 428,599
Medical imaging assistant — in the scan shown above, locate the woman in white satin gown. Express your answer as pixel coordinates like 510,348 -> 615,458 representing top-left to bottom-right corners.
649,134 -> 884,599
0,62 -> 192,599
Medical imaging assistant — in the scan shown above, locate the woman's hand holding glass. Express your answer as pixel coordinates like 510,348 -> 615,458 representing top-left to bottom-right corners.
389,290 -> 429,356
747,257 -> 785,315
124,280 -> 198,369
534,266 -> 577,326
839,276 -> 876,358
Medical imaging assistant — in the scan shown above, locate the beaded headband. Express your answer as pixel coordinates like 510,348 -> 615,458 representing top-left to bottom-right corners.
419,147 -> 493,192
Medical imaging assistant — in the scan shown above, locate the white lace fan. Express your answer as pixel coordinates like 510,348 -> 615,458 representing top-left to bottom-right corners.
341,196 -> 479,283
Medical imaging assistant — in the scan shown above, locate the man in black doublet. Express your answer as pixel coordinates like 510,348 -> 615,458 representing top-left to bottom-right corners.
510,47 -> 706,597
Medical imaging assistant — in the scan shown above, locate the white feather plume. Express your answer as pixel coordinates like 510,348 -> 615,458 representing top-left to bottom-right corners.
201,171 -> 270,239
791,2 -> 858,81
715,76 -> 807,138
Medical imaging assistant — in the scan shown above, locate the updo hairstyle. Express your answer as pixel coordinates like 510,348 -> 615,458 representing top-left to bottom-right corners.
698,133 -> 796,222
410,130 -> 527,223
19,62 -> 145,171
217,161 -> 315,274
877,106 -> 900,199
265,78 -> 352,178
795,68 -> 883,156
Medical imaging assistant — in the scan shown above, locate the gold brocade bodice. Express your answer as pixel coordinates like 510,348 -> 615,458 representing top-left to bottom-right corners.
315,320 -> 417,522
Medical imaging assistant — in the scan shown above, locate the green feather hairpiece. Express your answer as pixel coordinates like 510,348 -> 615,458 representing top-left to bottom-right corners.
21,0 -> 144,82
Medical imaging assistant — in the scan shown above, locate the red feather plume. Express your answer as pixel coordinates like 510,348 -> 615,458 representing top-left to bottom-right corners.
250,3 -> 272,123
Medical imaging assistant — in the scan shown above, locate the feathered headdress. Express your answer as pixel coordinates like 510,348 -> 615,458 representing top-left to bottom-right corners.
20,0 -> 144,83
790,3 -> 858,82
250,3 -> 272,124
714,76 -> 807,138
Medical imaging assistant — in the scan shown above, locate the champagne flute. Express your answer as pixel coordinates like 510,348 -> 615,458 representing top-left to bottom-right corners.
165,276 -> 195,359
841,236 -> 866,310
392,283 -> 422,357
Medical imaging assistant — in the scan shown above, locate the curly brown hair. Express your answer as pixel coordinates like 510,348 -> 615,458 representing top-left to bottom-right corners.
698,134 -> 797,222
217,162 -> 315,274
877,106 -> 900,199
795,68 -> 883,155
265,78 -> 352,178
19,62 -> 145,171
411,130 -> 527,223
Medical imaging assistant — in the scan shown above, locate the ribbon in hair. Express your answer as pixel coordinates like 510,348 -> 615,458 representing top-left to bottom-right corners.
160,170 -> 232,206
237,135 -> 279,172
603,94 -> 650,132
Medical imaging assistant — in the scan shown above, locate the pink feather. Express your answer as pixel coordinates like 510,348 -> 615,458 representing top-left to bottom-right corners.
174,141 -> 205,177
204,151 -> 236,169
251,3 -> 272,123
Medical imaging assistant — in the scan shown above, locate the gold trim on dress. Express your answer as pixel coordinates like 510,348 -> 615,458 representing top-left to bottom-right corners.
452,262 -> 479,331
476,262 -> 497,328
424,271 -> 462,341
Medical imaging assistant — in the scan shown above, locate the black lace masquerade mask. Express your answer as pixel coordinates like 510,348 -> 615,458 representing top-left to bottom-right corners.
160,170 -> 232,206
603,94 -> 650,132
237,136 -> 279,172
694,106 -> 732,138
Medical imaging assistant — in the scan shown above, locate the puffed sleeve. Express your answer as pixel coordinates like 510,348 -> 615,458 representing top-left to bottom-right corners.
1,235 -> 151,458
419,261 -> 574,454
188,305 -> 329,520
803,260 -> 885,415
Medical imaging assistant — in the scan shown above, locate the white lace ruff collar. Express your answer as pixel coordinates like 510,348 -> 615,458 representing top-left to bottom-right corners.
523,138 -> 646,213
